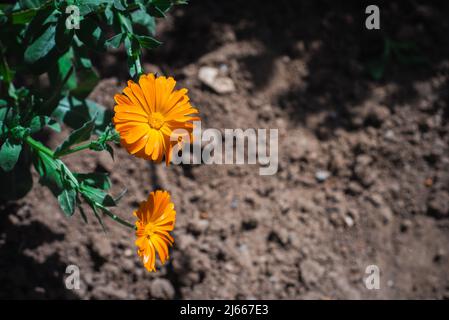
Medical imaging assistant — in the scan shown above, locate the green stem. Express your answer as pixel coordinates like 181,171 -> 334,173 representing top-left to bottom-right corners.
101,206 -> 136,230
26,136 -> 134,230
56,141 -> 92,158
25,136 -> 54,158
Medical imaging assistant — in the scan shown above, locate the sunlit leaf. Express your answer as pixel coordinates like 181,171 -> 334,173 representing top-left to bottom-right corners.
0,138 -> 22,171
54,117 -> 95,157
58,188 -> 77,216
74,172 -> 111,190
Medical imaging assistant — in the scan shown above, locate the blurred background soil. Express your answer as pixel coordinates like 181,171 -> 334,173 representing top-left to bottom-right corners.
1,0 -> 449,299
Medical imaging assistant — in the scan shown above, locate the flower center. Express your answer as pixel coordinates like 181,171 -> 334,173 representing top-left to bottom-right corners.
144,223 -> 156,239
148,112 -> 165,130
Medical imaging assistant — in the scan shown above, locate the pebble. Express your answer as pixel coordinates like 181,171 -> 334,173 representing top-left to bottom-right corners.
384,130 -> 395,141
315,170 -> 330,182
344,216 -> 355,227
198,66 -> 235,94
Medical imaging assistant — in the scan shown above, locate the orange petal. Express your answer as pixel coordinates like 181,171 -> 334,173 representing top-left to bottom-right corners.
121,124 -> 150,144
139,74 -> 156,113
114,112 -> 148,123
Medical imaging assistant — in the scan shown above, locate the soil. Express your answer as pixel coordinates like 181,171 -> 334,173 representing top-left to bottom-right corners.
1,0 -> 449,299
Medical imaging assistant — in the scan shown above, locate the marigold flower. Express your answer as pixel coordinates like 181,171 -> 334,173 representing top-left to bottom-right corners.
134,190 -> 176,272
113,73 -> 199,165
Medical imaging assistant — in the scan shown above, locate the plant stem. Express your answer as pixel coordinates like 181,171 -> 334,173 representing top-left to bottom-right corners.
25,136 -> 54,158
56,142 -> 92,158
101,207 -> 136,230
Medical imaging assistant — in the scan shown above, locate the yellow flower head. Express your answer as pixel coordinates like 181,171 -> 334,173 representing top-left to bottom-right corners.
113,73 -> 199,165
134,190 -> 176,272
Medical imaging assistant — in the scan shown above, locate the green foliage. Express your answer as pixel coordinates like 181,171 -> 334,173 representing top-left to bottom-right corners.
0,138 -> 22,171
54,116 -> 95,157
0,0 -> 186,228
58,188 -> 77,216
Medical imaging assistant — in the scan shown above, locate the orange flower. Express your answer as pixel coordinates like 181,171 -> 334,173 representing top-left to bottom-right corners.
113,73 -> 199,165
134,190 -> 176,272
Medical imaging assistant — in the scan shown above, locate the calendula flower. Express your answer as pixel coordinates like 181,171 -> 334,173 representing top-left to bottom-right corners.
113,73 -> 199,165
134,190 -> 176,272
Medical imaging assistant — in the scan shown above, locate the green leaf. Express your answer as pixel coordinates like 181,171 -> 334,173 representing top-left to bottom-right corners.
54,117 -> 95,157
24,23 -> 56,64
29,115 -> 61,133
105,33 -> 124,49
60,162 -> 79,189
57,188 -> 77,216
131,10 -> 156,35
32,149 -> 64,193
23,6 -> 55,42
49,49 -> 77,92
12,8 -> 38,24
78,5 -> 97,16
104,4 -> 114,24
0,138 -> 22,171
74,172 -> 111,190
113,0 -> 126,11
29,115 -> 47,133
135,34 -> 161,49
19,0 -> 45,9
81,184 -> 116,207
47,118 -> 61,132
148,0 -> 172,18
52,96 -> 112,135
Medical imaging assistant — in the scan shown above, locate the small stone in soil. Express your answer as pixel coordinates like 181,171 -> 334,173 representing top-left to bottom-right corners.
198,66 -> 235,94
315,170 -> 330,182
344,216 -> 354,227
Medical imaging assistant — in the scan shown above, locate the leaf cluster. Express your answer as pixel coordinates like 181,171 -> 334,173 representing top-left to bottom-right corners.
0,0 -> 185,226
